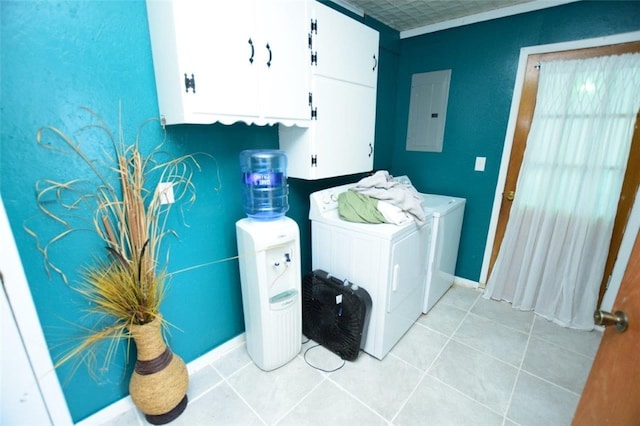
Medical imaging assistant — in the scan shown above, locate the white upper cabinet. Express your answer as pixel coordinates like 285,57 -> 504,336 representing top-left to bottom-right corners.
279,1 -> 379,180
146,0 -> 310,126
310,1 -> 379,87
280,76 -> 377,180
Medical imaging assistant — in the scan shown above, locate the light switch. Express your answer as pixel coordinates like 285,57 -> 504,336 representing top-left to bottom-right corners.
475,157 -> 486,172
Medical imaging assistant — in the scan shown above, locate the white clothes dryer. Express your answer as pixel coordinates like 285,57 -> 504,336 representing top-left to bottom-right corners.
389,176 -> 466,313
309,177 -> 432,360
421,194 -> 465,313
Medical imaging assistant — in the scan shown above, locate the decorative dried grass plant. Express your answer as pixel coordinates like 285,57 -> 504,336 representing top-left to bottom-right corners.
26,107 -> 210,372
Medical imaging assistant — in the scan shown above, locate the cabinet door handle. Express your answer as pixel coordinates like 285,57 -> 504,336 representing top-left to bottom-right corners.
373,54 -> 378,71
369,143 -> 373,157
248,38 -> 254,64
266,43 -> 272,68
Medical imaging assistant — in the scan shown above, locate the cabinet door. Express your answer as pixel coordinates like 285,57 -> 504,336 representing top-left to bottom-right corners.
311,76 -> 376,179
257,0 -> 310,123
279,75 -> 376,180
181,0 -> 260,123
148,0 -> 260,124
311,1 -> 379,88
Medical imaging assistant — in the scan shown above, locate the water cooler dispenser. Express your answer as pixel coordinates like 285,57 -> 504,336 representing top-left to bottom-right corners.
236,150 -> 301,371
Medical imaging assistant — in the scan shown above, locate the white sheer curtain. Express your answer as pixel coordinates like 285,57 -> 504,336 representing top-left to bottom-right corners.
484,52 -> 640,330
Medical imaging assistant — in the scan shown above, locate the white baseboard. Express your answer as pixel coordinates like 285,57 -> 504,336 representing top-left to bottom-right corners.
75,395 -> 137,426
76,333 -> 246,426
454,276 -> 480,290
186,333 -> 246,375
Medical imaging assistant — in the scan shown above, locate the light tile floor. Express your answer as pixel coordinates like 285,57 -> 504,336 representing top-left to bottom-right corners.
110,285 -> 602,426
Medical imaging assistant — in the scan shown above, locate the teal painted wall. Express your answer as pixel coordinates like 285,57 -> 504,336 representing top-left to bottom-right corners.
0,0 -> 394,421
392,1 -> 640,282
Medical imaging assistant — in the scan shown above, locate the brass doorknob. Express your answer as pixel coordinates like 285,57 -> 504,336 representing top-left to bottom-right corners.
594,310 -> 628,333
506,191 -> 515,201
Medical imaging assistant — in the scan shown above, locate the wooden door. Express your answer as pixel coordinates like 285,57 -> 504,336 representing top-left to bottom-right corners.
488,42 -> 640,305
572,231 -> 640,424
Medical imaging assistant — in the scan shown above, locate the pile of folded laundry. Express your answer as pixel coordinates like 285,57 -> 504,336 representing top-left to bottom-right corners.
338,170 -> 425,226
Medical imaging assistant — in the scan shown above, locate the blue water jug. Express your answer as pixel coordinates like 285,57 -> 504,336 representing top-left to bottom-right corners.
240,149 -> 289,220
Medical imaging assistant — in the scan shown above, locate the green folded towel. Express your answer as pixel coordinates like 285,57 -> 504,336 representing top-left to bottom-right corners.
338,189 -> 387,224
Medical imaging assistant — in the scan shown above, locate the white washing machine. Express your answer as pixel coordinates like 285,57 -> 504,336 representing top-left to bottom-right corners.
309,178 -> 432,360
421,194 -> 465,313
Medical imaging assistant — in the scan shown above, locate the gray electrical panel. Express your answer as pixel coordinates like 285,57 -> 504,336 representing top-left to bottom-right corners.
406,69 -> 451,152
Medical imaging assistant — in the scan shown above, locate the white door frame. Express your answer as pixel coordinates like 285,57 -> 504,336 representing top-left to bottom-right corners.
480,30 -> 640,285
0,196 -> 72,425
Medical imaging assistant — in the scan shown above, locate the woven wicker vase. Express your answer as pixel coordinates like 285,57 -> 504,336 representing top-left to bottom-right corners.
128,315 -> 188,425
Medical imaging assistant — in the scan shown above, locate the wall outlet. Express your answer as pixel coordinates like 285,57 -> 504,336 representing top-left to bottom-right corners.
157,182 -> 174,204
475,157 -> 486,172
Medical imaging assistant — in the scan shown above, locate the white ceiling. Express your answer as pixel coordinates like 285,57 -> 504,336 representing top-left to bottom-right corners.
332,0 -> 576,38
